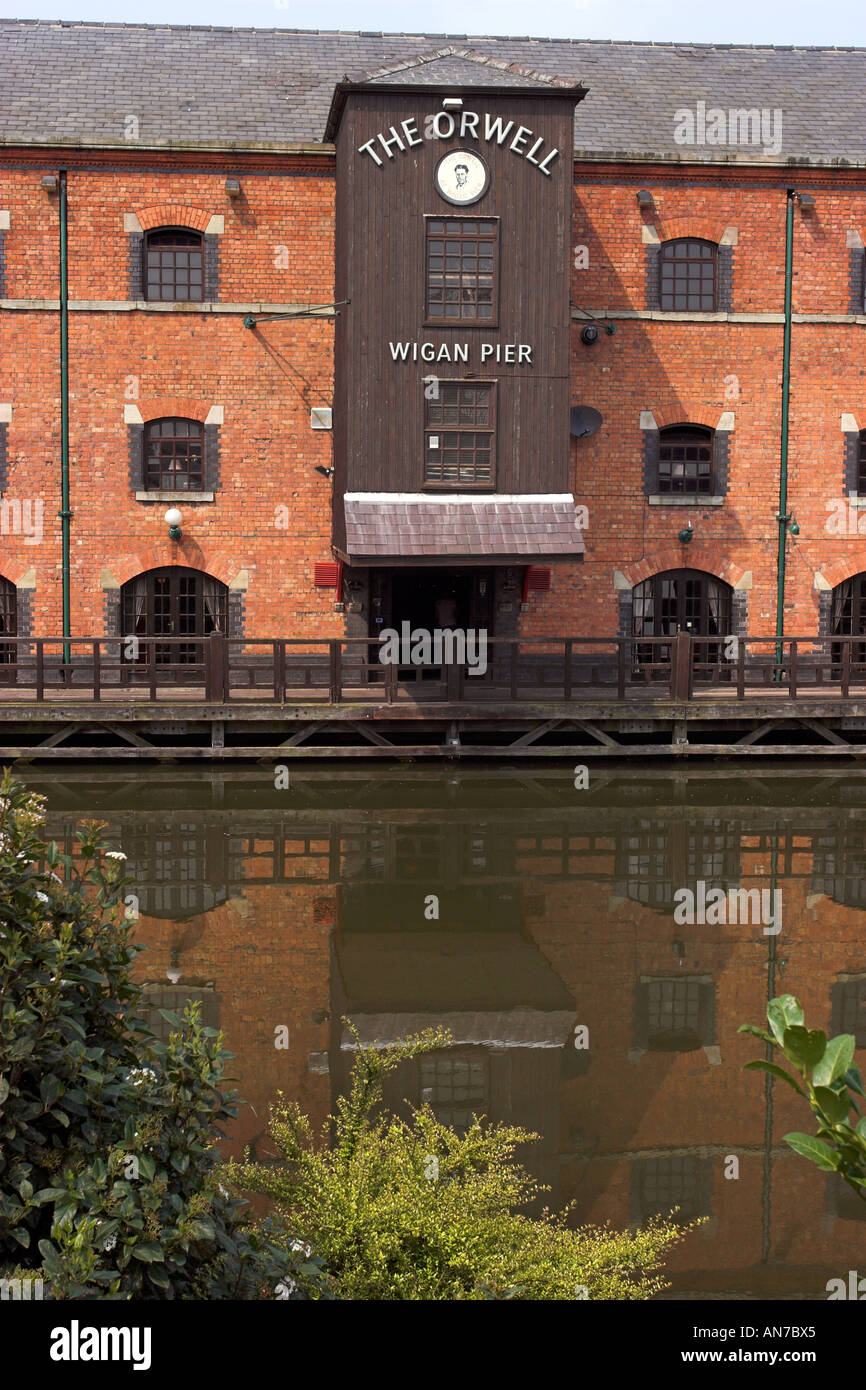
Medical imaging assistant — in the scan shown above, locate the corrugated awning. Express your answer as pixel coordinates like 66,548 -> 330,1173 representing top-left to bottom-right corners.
338,493 -> 585,564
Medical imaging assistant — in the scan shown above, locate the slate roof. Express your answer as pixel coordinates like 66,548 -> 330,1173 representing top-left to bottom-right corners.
341,493 -> 586,562
1,20 -> 864,165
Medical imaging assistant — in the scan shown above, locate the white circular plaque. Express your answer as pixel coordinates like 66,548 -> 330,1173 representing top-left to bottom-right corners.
434,150 -> 490,206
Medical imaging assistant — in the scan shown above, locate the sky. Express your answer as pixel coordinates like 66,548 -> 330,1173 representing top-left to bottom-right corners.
1,0 -> 864,45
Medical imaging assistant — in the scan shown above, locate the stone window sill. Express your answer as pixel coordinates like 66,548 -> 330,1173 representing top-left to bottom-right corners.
647,494 -> 724,507
135,491 -> 215,503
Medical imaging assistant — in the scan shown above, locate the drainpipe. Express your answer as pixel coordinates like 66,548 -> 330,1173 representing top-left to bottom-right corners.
58,170 -> 71,668
775,189 -> 795,667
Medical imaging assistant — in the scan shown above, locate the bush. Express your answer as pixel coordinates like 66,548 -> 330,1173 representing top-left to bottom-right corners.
740,992 -> 866,1204
229,1023 -> 693,1300
0,772 -> 330,1299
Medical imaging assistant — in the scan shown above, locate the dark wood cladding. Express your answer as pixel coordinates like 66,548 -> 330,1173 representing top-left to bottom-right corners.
333,89 -> 578,518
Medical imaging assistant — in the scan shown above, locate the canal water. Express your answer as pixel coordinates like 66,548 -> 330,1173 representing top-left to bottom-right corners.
21,762 -> 866,1299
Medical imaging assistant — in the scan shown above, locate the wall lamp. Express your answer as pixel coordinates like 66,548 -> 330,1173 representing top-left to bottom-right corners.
636,189 -> 654,210
580,322 -> 617,345
678,521 -> 694,545
225,177 -> 242,199
165,507 -> 182,541
41,174 -> 58,193
798,193 -> 816,214
314,465 -> 334,479
780,511 -> 800,536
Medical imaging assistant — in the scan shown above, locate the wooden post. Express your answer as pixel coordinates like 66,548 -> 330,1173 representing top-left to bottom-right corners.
564,639 -> 573,700
92,640 -> 101,702
205,631 -> 227,702
617,642 -> 626,700
35,641 -> 44,701
671,631 -> 692,701
274,640 -> 286,702
329,640 -> 342,703
789,639 -> 798,698
737,640 -> 745,701
842,639 -> 851,698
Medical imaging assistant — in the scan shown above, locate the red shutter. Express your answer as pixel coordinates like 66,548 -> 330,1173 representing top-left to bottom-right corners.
314,562 -> 341,588
523,567 -> 551,601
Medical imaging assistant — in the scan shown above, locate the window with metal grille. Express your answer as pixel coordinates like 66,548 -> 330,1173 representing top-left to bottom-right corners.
144,229 -> 204,302
831,977 -> 866,1045
420,1053 -> 487,1133
658,425 -> 714,495
659,238 -> 717,311
425,218 -> 498,323
636,1155 -> 708,1221
144,418 -> 204,491
139,984 -> 219,1043
0,575 -> 17,665
646,979 -> 702,1048
425,382 -> 495,489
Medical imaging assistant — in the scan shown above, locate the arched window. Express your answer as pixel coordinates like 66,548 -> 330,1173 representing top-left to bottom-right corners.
0,575 -> 17,669
659,238 -> 717,311
633,569 -> 732,680
144,228 -> 204,302
658,424 -> 715,495
858,429 -> 866,494
144,418 -> 204,491
121,567 -> 227,667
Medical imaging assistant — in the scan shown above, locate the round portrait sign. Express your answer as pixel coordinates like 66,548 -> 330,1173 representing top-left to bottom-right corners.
434,150 -> 490,207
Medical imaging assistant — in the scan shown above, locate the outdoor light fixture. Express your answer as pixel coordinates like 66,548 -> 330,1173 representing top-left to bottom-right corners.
636,189 -> 654,209
41,174 -> 57,193
678,521 -> 694,544
165,507 -> 182,541
314,465 -> 334,478
782,512 -> 800,536
166,947 -> 181,985
798,192 -> 816,213
580,324 -> 599,345
225,177 -> 241,198
442,97 -> 463,108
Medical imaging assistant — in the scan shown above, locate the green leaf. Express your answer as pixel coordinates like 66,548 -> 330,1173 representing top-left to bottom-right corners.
737,1024 -> 775,1043
136,1154 -> 156,1182
146,1264 -> 171,1289
743,1060 -> 806,1095
783,1132 -> 839,1171
767,995 -> 804,1046
813,1034 -> 856,1088
845,1066 -> 866,1099
813,1086 -> 852,1126
781,1026 -> 826,1071
131,1243 -> 165,1263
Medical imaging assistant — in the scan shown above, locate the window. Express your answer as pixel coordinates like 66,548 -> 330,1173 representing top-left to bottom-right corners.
859,430 -> 866,494
144,418 -> 203,491
659,238 -> 717,311
0,575 -> 16,666
635,1155 -> 710,1221
121,566 -> 227,666
425,218 -> 498,323
420,1052 -> 487,1134
657,425 -> 714,495
425,382 -> 495,489
144,228 -> 204,302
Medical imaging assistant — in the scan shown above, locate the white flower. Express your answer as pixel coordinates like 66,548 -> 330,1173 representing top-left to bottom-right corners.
274,1280 -> 296,1299
35,891 -> 49,904
127,1067 -> 157,1086
105,851 -> 127,861
103,1234 -> 117,1252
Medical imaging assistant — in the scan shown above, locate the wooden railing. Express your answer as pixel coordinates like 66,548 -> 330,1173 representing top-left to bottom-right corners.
0,632 -> 861,704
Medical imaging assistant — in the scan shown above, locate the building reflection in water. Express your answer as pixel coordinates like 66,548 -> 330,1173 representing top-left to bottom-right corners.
30,766 -> 866,1299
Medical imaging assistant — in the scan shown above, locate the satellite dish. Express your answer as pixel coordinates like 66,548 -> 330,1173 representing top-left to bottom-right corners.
570,406 -> 603,438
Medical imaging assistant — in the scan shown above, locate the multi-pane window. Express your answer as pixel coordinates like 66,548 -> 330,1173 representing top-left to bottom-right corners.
659,238 -> 717,311
425,382 -> 495,489
0,576 -> 17,665
658,425 -> 714,495
425,218 -> 498,322
637,1156 -> 707,1221
420,1053 -> 486,1133
859,430 -> 866,494
144,229 -> 204,302
144,418 -> 203,491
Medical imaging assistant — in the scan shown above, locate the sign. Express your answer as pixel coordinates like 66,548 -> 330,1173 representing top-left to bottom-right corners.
358,111 -> 560,176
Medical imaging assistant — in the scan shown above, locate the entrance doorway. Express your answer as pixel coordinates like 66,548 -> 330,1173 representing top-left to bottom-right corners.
369,567 -> 493,681
632,569 -> 732,679
121,567 -> 228,669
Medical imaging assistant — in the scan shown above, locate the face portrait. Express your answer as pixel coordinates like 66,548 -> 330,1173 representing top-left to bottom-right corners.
454,163 -> 469,188
435,151 -> 489,206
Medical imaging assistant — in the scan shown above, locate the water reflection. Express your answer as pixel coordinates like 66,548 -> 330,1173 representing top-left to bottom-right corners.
26,765 -> 866,1299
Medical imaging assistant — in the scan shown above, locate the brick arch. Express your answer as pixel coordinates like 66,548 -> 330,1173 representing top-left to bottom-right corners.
815,556 -> 866,592
651,406 -> 720,430
139,397 -> 209,424
619,546 -> 747,591
109,547 -> 240,589
134,205 -> 212,233
655,216 -> 728,245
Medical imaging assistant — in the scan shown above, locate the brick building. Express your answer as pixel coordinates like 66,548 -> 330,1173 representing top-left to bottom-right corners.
1,22 -> 866,674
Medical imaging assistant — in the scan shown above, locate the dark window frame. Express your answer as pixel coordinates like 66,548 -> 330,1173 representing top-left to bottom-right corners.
143,227 -> 205,303
657,424 -> 716,496
658,237 -> 718,312
858,430 -> 866,495
423,380 -> 496,492
0,574 -> 17,666
424,216 -> 500,327
143,417 -> 205,493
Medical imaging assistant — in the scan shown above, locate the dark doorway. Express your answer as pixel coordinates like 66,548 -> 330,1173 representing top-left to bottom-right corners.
830,574 -> 866,673
632,569 -> 732,680
121,567 -> 227,669
369,567 -> 493,681
0,575 -> 17,681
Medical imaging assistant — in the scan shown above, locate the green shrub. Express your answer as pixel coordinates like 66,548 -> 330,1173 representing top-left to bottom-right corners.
740,992 -> 866,1203
229,1023 -> 693,1300
0,772 -> 330,1299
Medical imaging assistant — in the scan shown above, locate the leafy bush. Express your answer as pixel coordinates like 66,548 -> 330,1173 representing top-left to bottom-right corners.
229,1024 -> 692,1300
0,772 -> 330,1299
740,992 -> 866,1203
